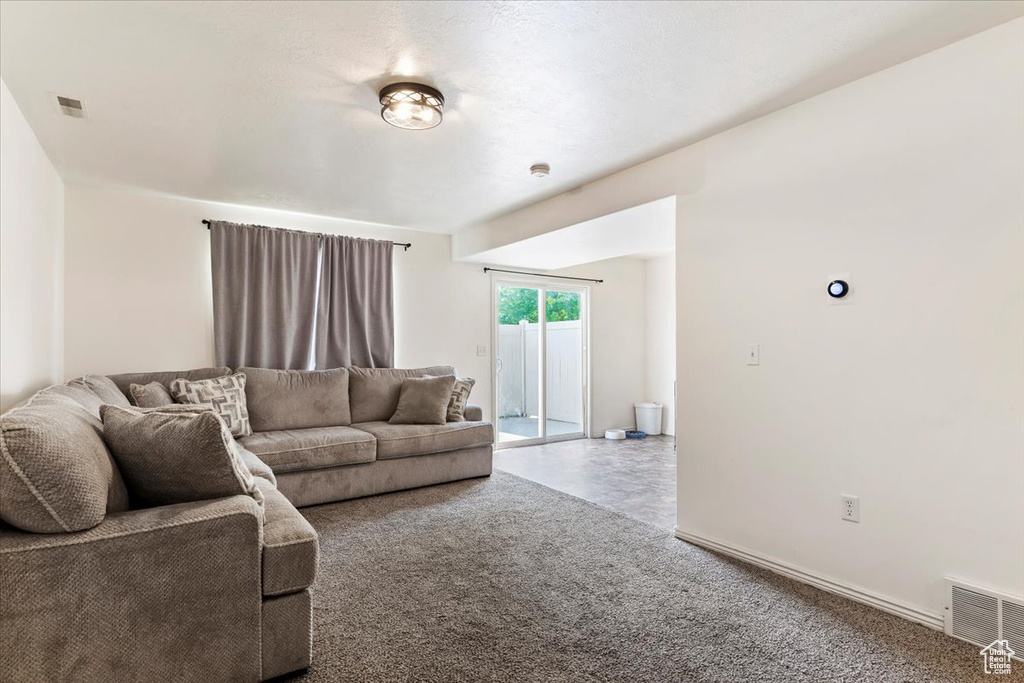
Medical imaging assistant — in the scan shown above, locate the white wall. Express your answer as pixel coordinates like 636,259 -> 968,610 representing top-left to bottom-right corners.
551,257 -> 648,436
62,184 -> 648,431
454,20 -> 1024,623
62,183 -> 493,417
0,79 -> 64,412
645,254 -> 676,435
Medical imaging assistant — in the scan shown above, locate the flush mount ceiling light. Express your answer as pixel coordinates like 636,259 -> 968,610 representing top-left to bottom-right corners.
530,163 -> 550,177
379,82 -> 444,130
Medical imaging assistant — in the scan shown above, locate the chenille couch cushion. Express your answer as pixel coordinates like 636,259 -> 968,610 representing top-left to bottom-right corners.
389,375 -> 457,425
170,372 -> 252,437
41,383 -> 108,423
351,420 -> 494,460
255,478 -> 318,597
0,390 -> 130,533
239,447 -> 277,486
100,405 -> 260,508
107,366 -> 232,403
67,375 -> 132,409
348,366 -> 455,423
240,366 -> 351,432
239,426 -> 376,474
128,381 -> 174,408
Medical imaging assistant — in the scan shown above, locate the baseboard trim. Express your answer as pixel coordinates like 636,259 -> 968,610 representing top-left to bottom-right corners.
673,527 -> 944,631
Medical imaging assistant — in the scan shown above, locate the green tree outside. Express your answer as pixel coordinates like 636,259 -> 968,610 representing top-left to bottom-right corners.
498,287 -> 580,325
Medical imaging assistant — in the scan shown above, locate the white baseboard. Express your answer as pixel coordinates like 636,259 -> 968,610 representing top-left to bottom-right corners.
673,527 -> 944,631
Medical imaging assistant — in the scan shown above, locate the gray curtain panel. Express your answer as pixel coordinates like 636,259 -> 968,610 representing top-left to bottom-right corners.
315,235 -> 394,369
211,221 -> 322,369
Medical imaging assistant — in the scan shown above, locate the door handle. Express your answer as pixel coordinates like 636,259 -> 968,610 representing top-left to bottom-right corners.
496,358 -> 503,373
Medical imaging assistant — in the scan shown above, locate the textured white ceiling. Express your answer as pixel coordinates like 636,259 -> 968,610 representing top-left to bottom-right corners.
1,1 -> 1020,233
462,197 -> 675,270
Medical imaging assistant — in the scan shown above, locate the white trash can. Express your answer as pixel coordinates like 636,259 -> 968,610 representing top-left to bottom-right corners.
634,402 -> 663,436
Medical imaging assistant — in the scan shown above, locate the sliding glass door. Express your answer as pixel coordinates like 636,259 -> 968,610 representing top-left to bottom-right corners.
493,279 -> 587,447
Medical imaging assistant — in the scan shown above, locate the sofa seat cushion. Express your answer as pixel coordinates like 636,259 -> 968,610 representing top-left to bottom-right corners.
256,479 -> 318,597
351,421 -> 494,460
238,427 -> 376,474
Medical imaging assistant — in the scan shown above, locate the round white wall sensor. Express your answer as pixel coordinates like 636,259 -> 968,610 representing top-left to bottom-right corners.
828,280 -> 850,298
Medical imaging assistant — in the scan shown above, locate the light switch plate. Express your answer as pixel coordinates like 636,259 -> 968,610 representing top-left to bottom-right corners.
746,343 -> 760,366
476,345 -> 487,357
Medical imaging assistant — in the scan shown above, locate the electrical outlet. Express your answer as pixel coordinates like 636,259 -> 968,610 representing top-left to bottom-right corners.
842,494 -> 860,523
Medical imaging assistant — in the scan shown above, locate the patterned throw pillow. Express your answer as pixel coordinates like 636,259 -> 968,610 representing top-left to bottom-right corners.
169,372 -> 252,437
447,377 -> 476,422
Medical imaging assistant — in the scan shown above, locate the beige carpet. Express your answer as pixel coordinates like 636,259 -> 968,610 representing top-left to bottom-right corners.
290,471 -> 1014,682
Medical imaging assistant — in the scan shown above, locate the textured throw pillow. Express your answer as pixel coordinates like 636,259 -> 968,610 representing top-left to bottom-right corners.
0,391 -> 129,533
446,377 -> 476,422
129,381 -> 174,408
100,405 -> 261,508
169,372 -> 251,437
389,375 -> 457,425
348,366 -> 456,423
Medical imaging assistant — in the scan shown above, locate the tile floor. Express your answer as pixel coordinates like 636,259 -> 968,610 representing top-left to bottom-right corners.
497,416 -> 582,442
492,435 -> 676,529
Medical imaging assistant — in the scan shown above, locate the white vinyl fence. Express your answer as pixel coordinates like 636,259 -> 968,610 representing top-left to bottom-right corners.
497,320 -> 583,423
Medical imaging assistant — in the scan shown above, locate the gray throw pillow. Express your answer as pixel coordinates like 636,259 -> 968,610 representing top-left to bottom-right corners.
0,390 -> 129,533
447,378 -> 476,422
129,381 -> 174,408
389,375 -> 457,425
169,372 -> 251,437
100,405 -> 261,508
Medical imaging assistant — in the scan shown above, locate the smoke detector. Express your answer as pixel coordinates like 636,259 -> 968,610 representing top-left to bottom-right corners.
51,94 -> 87,119
530,163 -> 550,177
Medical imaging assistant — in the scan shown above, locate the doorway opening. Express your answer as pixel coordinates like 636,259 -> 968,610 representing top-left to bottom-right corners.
492,279 -> 588,447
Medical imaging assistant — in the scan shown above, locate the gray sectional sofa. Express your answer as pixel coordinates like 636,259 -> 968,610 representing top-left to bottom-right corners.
0,365 -> 493,682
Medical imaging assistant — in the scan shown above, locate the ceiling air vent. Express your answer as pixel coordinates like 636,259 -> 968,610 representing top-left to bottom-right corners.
51,94 -> 87,118
946,578 -> 1024,661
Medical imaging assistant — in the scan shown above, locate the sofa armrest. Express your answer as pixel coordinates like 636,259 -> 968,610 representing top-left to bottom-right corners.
464,404 -> 483,421
0,495 -> 264,682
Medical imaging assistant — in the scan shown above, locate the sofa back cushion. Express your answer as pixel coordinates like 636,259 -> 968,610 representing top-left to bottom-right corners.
0,389 -> 130,533
107,367 -> 232,403
66,375 -> 132,409
41,383 -> 108,423
240,367 -> 351,432
100,405 -> 260,508
348,366 -> 455,423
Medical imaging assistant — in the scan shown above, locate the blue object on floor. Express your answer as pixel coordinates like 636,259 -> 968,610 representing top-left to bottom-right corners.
625,430 -> 647,439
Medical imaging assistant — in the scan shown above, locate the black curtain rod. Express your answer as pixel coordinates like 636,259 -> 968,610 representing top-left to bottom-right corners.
201,219 -> 411,251
483,267 -> 603,284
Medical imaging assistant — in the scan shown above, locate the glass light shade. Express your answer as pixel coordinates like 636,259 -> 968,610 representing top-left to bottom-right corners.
379,83 -> 444,130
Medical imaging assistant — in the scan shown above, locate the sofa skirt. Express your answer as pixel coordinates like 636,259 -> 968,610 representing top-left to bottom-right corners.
261,590 -> 312,681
